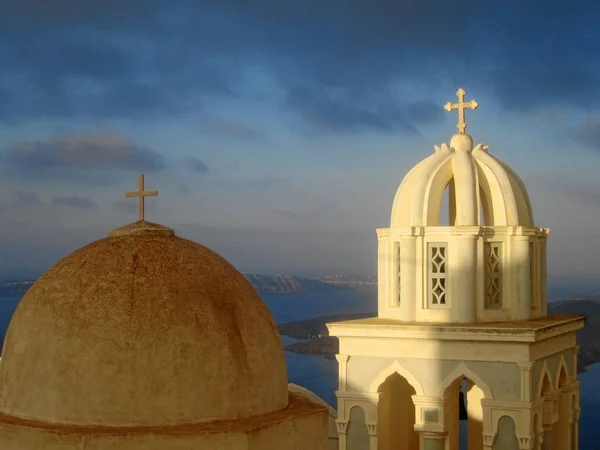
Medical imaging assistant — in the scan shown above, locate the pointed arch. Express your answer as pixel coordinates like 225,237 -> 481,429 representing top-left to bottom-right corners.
537,361 -> 554,398
438,362 -> 493,398
369,360 -> 424,395
555,355 -> 570,389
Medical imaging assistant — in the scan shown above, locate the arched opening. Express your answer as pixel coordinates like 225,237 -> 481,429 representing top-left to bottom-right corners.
552,366 -> 570,449
347,406 -> 369,450
438,180 -> 454,226
445,376 -> 485,450
492,415 -> 519,450
539,372 -> 553,450
377,372 -> 418,450
480,186 -> 492,226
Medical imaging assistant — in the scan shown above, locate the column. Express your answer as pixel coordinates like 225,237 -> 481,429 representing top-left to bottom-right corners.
336,355 -> 350,391
513,236 -> 531,320
336,420 -> 349,450
421,431 -> 447,450
517,436 -> 534,450
482,433 -> 495,450
517,362 -> 534,402
377,232 -> 394,317
399,236 -> 416,321
366,423 -> 378,450
451,232 -> 478,322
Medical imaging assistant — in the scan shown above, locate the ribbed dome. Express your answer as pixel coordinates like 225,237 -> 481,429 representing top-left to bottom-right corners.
0,221 -> 288,427
391,134 -> 534,227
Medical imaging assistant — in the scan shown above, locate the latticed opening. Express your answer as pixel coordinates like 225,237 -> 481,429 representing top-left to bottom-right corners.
428,243 -> 448,307
484,242 -> 502,309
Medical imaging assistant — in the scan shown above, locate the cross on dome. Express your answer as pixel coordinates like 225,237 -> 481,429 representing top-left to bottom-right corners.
125,174 -> 158,221
444,88 -> 479,134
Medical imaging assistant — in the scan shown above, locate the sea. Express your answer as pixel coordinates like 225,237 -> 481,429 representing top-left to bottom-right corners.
0,291 -> 599,446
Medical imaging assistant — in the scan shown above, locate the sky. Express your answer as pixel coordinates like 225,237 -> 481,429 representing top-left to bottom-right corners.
0,1 -> 599,284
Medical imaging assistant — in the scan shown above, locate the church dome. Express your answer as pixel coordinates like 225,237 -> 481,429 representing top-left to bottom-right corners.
390,135 -> 534,227
0,220 -> 288,427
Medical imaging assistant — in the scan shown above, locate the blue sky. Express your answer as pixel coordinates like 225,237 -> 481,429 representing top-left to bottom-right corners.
0,0 -> 599,283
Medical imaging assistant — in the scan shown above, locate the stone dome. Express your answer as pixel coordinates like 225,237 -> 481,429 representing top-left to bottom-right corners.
0,220 -> 288,427
390,134 -> 534,227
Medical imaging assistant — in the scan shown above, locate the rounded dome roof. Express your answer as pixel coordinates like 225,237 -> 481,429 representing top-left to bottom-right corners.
0,221 -> 288,427
391,134 -> 534,227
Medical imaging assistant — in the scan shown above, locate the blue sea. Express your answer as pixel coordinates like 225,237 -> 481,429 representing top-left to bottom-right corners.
0,291 -> 599,446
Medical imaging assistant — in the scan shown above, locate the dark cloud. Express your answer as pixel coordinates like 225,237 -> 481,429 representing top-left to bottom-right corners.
177,183 -> 191,195
4,135 -> 165,177
199,117 -> 261,139
185,156 -> 210,173
573,118 -> 600,152
52,196 -> 97,210
12,190 -> 42,207
0,1 -> 598,129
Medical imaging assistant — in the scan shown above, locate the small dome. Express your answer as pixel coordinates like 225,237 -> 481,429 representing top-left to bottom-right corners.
391,135 -> 534,227
0,220 -> 288,426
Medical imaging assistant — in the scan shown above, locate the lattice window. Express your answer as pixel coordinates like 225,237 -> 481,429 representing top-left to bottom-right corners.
395,242 -> 401,306
428,243 -> 448,307
484,242 -> 502,308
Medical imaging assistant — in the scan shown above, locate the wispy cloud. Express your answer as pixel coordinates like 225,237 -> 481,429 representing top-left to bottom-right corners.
4,135 -> 165,178
184,155 -> 210,173
199,116 -> 261,139
52,195 -> 97,210
12,190 -> 42,207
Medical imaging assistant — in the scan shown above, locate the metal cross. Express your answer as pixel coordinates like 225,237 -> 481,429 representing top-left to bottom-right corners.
125,174 -> 158,221
444,88 -> 479,134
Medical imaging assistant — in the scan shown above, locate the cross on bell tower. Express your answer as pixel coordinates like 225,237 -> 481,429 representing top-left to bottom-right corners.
125,174 -> 158,221
444,88 -> 479,134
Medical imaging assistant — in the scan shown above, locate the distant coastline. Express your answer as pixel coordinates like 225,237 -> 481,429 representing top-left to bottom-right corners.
278,301 -> 600,373
0,275 -> 377,297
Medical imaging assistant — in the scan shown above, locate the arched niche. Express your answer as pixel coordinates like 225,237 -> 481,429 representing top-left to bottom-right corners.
347,406 -> 369,450
377,372 -> 418,450
492,415 -> 519,450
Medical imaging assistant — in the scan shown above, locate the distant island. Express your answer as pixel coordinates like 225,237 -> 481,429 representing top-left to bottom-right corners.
278,300 -> 600,373
0,274 -> 377,297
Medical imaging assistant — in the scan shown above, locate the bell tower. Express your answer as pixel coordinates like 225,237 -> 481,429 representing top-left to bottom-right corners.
329,89 -> 584,450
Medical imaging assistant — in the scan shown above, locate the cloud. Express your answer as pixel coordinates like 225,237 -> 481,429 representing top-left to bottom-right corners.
1,1 -> 598,129
4,135 -> 165,178
52,196 -> 97,210
12,190 -> 42,207
177,183 -> 191,195
216,176 -> 287,190
113,198 -> 157,216
199,117 -> 261,139
184,155 -> 210,173
573,118 -> 600,152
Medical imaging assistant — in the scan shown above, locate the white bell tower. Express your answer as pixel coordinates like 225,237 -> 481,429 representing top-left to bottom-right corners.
378,87 -> 546,323
329,89 -> 584,450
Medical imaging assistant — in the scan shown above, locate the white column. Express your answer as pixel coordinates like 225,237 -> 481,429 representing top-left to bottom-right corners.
336,355 -> 350,391
377,232 -> 395,318
518,362 -> 534,402
399,236 -> 416,321
513,236 -> 531,321
336,420 -> 349,450
452,233 -> 478,322
366,423 -> 378,450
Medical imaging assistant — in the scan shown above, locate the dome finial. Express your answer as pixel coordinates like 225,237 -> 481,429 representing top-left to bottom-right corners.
125,174 -> 158,221
444,88 -> 479,134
